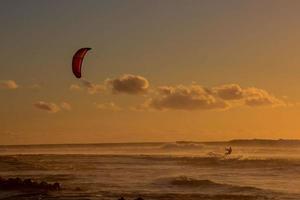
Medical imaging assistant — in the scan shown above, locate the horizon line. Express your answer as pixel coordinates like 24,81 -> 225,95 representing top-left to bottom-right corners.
1,138 -> 300,147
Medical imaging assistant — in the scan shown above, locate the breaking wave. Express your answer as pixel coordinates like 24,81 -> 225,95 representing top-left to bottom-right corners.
160,142 -> 205,151
1,154 -> 300,172
156,176 -> 264,193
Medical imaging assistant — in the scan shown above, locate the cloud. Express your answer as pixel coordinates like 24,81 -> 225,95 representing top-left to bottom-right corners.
60,102 -> 72,111
95,102 -> 122,111
107,74 -> 149,95
213,84 -> 244,100
70,80 -> 105,94
70,84 -> 82,91
145,85 -> 229,111
243,87 -> 285,107
33,101 -> 60,113
138,83 -> 287,111
213,84 -> 285,107
81,80 -> 105,94
0,81 -> 43,90
0,80 -> 18,90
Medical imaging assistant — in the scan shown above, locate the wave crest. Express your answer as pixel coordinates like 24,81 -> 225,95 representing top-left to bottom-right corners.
156,176 -> 263,193
169,176 -> 221,187
160,143 -> 204,151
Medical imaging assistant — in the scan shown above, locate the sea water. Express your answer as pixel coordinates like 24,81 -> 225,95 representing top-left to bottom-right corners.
0,141 -> 299,200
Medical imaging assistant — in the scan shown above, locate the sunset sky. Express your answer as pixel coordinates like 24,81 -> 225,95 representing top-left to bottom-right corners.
2,1 -> 300,145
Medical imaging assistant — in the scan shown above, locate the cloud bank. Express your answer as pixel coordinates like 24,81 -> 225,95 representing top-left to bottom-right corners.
68,74 -> 286,111
140,83 -> 285,111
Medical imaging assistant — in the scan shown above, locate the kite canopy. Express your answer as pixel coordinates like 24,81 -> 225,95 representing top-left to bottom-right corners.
72,48 -> 91,78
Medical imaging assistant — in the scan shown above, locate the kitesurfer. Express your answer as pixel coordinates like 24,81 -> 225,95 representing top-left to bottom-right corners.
225,146 -> 232,155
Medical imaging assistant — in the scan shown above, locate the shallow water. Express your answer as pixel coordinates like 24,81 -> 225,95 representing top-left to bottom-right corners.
0,142 -> 299,200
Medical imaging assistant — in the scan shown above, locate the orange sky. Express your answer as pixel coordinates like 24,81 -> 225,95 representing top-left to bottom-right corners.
1,1 -> 300,144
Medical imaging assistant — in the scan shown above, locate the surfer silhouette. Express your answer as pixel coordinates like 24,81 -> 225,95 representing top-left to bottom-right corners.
225,146 -> 232,155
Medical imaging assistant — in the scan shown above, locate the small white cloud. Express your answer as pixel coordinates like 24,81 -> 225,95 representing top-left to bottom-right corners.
107,74 -> 149,95
82,80 -> 105,94
33,101 -> 60,113
60,102 -> 72,111
70,84 -> 82,91
0,80 -> 18,90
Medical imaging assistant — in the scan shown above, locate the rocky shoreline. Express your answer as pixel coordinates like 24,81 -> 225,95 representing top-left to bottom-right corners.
0,177 -> 60,191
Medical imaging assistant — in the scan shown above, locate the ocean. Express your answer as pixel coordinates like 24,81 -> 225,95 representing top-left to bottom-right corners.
0,140 -> 300,200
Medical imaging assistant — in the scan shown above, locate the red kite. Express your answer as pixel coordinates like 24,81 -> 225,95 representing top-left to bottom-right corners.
72,48 -> 91,78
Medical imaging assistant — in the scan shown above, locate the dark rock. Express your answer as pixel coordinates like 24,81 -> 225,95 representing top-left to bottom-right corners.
0,177 -> 61,191
39,181 -> 48,188
23,179 -> 33,186
52,182 -> 61,191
